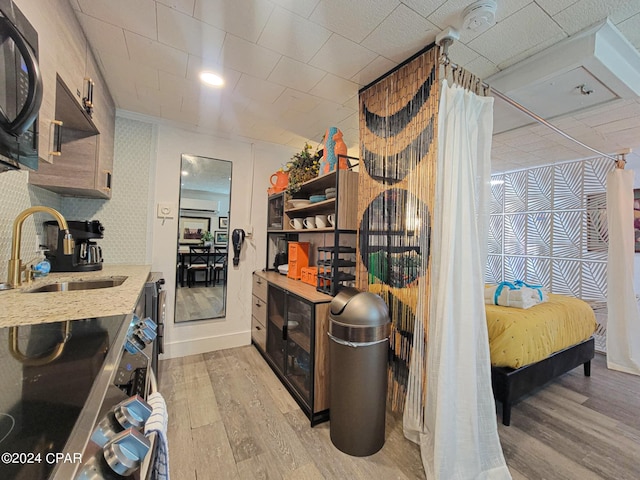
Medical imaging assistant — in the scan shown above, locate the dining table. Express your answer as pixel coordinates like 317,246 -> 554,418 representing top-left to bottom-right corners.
177,245 -> 228,287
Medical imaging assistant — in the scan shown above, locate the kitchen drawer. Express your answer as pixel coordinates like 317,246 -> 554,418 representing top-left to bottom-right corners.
252,295 -> 267,326
253,273 -> 268,302
251,316 -> 266,351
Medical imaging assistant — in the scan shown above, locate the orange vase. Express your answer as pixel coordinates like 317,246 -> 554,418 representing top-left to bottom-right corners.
268,170 -> 289,195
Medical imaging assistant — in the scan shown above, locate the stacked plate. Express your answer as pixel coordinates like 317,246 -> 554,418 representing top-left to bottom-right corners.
325,187 -> 336,199
288,199 -> 311,209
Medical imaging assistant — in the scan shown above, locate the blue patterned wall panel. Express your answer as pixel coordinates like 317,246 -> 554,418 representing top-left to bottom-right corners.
526,257 -> 551,287
486,255 -> 502,284
488,215 -> 503,255
490,175 -> 504,214
552,259 -> 582,296
504,214 -> 526,255
504,170 -> 527,213
581,261 -> 608,299
583,157 -> 611,195
527,212 -> 551,256
553,162 -> 584,210
527,166 -> 552,211
489,157 -> 611,301
504,256 -> 525,282
552,211 -> 582,258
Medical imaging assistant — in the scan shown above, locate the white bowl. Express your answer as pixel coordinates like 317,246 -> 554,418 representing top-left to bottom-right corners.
277,264 -> 289,275
288,199 -> 311,209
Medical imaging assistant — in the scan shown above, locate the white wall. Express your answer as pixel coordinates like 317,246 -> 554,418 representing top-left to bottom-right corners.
151,124 -> 296,358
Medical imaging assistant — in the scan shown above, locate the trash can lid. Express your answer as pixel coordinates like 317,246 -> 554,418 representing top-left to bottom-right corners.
330,287 -> 389,327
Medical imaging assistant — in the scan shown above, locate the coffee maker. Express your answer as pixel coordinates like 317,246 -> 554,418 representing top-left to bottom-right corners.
44,220 -> 104,272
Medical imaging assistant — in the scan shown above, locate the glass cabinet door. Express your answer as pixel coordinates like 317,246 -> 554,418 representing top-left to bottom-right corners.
266,286 -> 286,370
284,294 -> 312,403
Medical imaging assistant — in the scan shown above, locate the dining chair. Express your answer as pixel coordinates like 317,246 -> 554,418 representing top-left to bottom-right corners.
186,246 -> 212,287
212,248 -> 227,285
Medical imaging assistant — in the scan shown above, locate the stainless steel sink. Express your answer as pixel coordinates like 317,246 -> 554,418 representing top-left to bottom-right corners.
25,276 -> 127,293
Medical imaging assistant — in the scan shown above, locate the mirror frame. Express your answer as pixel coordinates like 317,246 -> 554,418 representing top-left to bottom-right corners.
174,154 -> 232,323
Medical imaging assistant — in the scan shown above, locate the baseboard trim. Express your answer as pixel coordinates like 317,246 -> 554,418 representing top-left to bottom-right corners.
161,331 -> 251,359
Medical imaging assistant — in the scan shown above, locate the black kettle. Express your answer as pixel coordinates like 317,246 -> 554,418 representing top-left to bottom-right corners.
274,252 -> 288,269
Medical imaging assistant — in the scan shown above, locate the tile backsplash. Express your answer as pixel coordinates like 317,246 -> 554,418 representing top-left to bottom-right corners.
0,116 -> 154,282
0,170 -> 61,282
62,117 -> 154,266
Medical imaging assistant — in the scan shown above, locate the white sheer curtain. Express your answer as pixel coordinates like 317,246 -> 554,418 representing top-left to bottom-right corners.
404,79 -> 510,479
606,168 -> 640,375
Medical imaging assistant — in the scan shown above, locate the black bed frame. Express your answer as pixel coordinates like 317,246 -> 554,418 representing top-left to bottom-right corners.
491,337 -> 595,426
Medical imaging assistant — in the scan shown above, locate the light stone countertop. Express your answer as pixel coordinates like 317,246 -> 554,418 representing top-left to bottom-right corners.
0,264 -> 151,328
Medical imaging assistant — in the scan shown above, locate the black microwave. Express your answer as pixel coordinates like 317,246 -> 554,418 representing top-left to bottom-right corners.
0,0 -> 42,172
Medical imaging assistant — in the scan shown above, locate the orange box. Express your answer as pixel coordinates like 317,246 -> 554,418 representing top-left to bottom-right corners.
301,266 -> 316,286
287,242 -> 310,280
300,266 -> 331,287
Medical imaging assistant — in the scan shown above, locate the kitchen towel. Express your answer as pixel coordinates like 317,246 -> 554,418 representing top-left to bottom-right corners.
144,392 -> 170,480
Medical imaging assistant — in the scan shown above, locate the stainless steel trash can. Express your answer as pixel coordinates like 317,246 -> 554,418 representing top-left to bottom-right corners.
328,287 -> 390,456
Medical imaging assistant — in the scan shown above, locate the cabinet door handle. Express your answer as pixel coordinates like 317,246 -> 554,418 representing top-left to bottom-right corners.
282,324 -> 288,341
49,120 -> 63,156
103,170 -> 112,192
255,325 -> 261,331
255,302 -> 261,308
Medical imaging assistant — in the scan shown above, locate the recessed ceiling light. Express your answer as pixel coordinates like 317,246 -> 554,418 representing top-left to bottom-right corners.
181,170 -> 188,176
200,71 -> 224,87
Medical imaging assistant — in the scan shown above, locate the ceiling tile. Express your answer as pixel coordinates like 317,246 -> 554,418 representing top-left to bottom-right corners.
219,34 -> 281,79
268,56 -> 326,91
615,12 -> 640,51
427,0 -> 532,41
309,73 -> 359,104
399,0 -> 447,19
468,3 -> 563,67
272,88 -> 322,113
125,31 -> 189,75
553,0 -> 640,35
157,4 -> 225,59
76,12 -> 128,60
193,0 -> 274,43
269,0 -> 321,18
95,51 -> 160,90
535,0 -> 579,17
463,55 -> 498,79
157,0 -> 195,16
137,85 -> 183,109
184,55 -> 241,85
361,4 -> 438,62
258,6 -> 331,63
234,74 -> 286,103
310,34 -> 378,79
76,0 -> 157,40
350,55 -> 397,86
309,0 -> 401,43
115,91 -> 162,117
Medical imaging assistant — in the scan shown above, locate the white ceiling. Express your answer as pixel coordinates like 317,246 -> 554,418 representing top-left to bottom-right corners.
69,0 -> 640,172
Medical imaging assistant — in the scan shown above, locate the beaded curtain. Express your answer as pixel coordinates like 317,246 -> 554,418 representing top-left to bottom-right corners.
357,46 -> 438,412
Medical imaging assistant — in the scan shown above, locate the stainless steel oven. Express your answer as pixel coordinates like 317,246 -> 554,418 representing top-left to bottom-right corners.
0,0 -> 42,172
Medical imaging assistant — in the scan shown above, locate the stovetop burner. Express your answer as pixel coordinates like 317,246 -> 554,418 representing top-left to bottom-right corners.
0,316 -> 125,480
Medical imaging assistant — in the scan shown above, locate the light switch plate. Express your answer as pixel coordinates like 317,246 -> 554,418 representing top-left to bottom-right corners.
157,202 -> 176,219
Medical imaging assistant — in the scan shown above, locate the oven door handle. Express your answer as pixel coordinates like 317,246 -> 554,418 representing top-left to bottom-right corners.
0,15 -> 43,136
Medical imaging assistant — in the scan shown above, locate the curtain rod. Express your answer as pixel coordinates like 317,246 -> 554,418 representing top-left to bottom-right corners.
440,51 -> 622,164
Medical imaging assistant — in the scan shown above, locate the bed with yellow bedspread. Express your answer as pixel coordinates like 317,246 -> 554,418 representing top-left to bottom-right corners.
487,293 -> 598,426
486,293 -> 597,369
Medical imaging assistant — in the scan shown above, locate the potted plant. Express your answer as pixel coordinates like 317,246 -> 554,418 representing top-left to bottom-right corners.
285,142 -> 321,196
201,230 -> 214,246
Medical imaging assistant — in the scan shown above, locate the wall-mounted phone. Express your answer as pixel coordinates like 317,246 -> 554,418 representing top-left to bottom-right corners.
232,229 -> 245,266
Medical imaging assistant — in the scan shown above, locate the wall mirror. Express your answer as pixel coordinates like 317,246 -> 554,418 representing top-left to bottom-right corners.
175,154 -> 232,323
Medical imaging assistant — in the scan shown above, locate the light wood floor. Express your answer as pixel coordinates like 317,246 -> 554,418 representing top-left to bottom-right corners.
175,285 -> 226,322
158,349 -> 640,479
